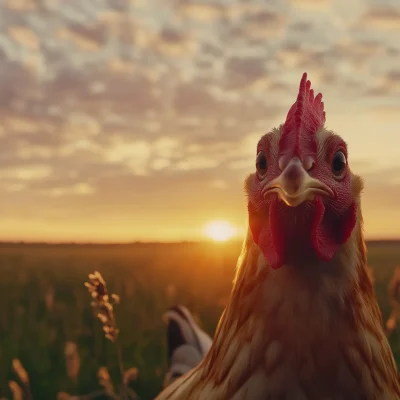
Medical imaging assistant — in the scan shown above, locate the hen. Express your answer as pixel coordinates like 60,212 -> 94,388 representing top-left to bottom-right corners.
156,72 -> 400,399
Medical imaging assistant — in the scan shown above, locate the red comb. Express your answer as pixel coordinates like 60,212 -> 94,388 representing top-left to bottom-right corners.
279,72 -> 326,156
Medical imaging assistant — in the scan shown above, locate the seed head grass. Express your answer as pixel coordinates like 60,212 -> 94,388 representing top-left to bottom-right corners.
84,271 -> 139,400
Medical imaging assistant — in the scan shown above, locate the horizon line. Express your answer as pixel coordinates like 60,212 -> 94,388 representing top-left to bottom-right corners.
1,238 -> 399,246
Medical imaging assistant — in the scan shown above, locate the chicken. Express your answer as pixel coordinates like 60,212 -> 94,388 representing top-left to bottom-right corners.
156,72 -> 400,400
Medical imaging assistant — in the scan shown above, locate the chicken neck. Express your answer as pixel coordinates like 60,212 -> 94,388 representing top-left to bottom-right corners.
196,220 -> 399,399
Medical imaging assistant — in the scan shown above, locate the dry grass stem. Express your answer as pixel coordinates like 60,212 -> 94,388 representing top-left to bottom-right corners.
367,266 -> 374,285
98,366 -> 115,397
85,271 -> 120,343
85,271 -> 139,400
11,358 -> 32,400
12,359 -> 29,385
64,341 -> 81,382
8,381 -> 23,400
45,286 -> 55,311
386,312 -> 398,337
123,368 -> 138,385
57,392 -> 80,400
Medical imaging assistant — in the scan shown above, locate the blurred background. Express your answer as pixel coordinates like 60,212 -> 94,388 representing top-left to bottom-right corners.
1,0 -> 400,399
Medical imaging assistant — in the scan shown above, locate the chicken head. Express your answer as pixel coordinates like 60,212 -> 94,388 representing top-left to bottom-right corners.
247,72 -> 360,269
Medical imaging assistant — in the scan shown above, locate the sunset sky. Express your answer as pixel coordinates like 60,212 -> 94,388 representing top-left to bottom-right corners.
1,0 -> 400,242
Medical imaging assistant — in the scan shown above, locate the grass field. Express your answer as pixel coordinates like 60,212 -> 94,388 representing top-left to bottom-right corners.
1,241 -> 400,399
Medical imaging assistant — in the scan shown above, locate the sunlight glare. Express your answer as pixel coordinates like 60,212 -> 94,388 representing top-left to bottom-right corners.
202,220 -> 238,242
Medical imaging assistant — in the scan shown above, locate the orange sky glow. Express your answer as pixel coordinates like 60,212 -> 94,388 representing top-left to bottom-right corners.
1,0 -> 400,242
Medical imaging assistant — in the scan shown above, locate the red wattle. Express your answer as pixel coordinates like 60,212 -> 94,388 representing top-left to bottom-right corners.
249,197 -> 284,269
311,196 -> 357,262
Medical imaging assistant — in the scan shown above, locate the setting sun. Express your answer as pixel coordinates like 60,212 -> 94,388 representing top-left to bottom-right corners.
202,220 -> 238,242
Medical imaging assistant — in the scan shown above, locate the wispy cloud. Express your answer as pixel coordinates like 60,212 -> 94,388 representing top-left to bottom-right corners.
0,0 -> 399,241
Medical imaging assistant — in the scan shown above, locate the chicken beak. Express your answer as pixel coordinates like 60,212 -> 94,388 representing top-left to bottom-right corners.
262,158 -> 334,207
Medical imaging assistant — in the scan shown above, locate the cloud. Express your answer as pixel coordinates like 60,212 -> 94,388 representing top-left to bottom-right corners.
387,70 -> 400,83
0,164 -> 52,181
0,61 -> 38,109
0,0 -> 399,241
105,139 -> 152,176
291,0 -> 332,9
367,106 -> 400,121
173,82 -> 220,116
366,70 -> 400,95
5,116 -> 41,134
56,25 -> 104,51
229,10 -> 287,41
174,156 -> 219,171
224,56 -> 268,89
16,144 -> 53,160
176,2 -> 225,22
7,26 -> 40,50
154,26 -> 196,56
359,5 -> 400,30
5,0 -> 37,12
45,182 -> 96,198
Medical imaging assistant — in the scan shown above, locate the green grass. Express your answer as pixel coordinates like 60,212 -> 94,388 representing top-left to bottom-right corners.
0,241 -> 400,399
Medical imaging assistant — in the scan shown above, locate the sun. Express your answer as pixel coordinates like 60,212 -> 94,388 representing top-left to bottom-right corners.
202,220 -> 238,242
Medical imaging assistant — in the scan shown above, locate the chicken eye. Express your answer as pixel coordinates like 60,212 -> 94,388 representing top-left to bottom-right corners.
256,151 -> 267,176
331,151 -> 347,177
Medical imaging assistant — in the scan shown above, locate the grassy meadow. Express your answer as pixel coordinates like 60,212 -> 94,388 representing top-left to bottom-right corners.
1,240 -> 400,399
